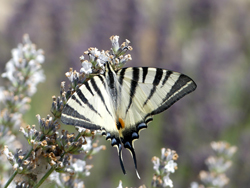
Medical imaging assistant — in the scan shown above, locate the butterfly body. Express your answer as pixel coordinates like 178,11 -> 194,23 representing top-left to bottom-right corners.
61,62 -> 196,177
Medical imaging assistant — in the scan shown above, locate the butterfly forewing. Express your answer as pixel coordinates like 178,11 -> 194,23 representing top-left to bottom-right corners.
116,67 -> 196,128
61,75 -> 117,132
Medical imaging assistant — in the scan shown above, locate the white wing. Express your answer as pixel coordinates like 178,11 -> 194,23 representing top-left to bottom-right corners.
61,63 -> 196,177
114,66 -> 196,177
61,75 -> 118,134
117,67 -> 196,129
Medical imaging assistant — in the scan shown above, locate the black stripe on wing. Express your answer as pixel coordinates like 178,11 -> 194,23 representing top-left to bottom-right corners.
118,68 -> 126,86
106,62 -> 116,89
148,74 -> 196,116
126,68 -> 139,113
61,104 -> 101,130
90,76 -> 113,117
75,89 -> 102,117
161,70 -> 172,88
142,67 -> 148,83
118,68 -> 126,96
85,81 -> 94,96
71,95 -> 83,107
143,68 -> 163,106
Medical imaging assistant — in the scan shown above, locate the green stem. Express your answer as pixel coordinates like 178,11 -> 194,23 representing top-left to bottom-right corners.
74,132 -> 82,141
24,148 -> 33,160
84,150 -> 93,160
33,167 -> 55,188
4,171 -> 17,188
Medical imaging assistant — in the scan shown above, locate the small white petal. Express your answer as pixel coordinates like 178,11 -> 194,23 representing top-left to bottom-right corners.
49,172 -> 64,187
164,160 -> 177,173
161,148 -> 166,159
152,157 -> 160,171
190,182 -> 200,188
81,137 -> 92,152
75,181 -> 85,188
79,55 -> 85,61
11,48 -> 22,64
72,160 -> 86,172
0,87 -> 5,101
36,54 -> 45,63
80,61 -> 92,74
163,174 -> 173,187
117,180 -> 123,188
110,35 -> 120,52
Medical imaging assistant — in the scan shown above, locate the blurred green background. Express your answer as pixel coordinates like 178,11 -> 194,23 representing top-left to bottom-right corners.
0,0 -> 250,187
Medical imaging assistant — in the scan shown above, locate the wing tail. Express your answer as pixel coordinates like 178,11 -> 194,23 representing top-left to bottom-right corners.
118,143 -> 126,175
111,137 -> 126,175
124,141 -> 140,179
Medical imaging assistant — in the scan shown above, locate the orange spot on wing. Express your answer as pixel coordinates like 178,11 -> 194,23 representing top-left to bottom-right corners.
118,118 -> 125,129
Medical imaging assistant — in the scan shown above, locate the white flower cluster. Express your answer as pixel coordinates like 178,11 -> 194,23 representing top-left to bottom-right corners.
49,159 -> 93,187
0,34 -> 46,187
210,141 -> 237,159
75,126 -> 105,155
0,34 -> 45,136
65,35 -> 132,90
1,34 -> 45,97
152,148 -> 178,188
116,180 -> 146,188
190,141 -> 237,188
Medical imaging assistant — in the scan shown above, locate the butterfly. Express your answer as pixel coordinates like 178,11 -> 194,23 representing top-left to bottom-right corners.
61,62 -> 196,178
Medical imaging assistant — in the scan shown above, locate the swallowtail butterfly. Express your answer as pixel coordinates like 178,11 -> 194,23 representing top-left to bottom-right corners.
61,62 -> 196,178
